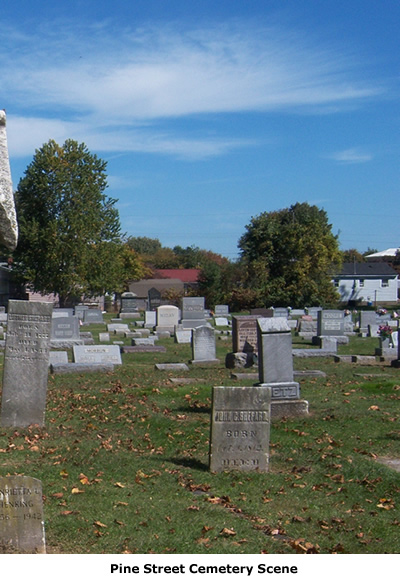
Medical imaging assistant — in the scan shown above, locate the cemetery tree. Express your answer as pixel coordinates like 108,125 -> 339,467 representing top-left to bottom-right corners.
13,139 -> 126,306
238,202 -> 342,307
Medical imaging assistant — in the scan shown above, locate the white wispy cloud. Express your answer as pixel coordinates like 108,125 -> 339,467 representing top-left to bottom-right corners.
327,148 -> 374,164
0,20 -> 384,159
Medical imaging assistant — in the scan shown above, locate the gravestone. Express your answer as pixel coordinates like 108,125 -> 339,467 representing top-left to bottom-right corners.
0,476 -> 45,553
191,325 -> 220,365
215,317 -> 229,327
209,385 -> 271,472
214,304 -> 230,316
83,309 -> 104,325
317,310 -> 344,336
74,305 -> 90,320
144,311 -> 157,329
107,323 -> 130,333
156,304 -> 179,333
48,351 -> 68,366
249,308 -> 274,317
175,329 -> 192,344
0,110 -> 18,251
232,315 -> 259,353
52,308 -> 74,318
306,307 -> 322,318
50,316 -> 82,347
1,300 -> 53,427
273,307 -> 289,318
257,317 -> 309,418
73,344 -> 122,365
181,297 -> 207,328
148,288 -> 162,311
119,292 -> 140,318
99,332 -> 110,342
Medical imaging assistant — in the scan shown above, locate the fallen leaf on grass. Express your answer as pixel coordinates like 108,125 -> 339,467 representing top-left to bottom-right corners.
71,487 -> 84,494
219,527 -> 236,537
114,482 -> 126,488
93,520 -> 107,528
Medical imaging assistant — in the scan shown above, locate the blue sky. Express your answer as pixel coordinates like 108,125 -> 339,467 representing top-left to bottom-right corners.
1,0 -> 399,260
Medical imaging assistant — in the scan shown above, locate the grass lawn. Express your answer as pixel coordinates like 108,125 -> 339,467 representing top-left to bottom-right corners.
0,313 -> 399,554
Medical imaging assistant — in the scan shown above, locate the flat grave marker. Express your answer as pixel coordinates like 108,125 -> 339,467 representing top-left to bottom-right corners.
73,344 -> 122,365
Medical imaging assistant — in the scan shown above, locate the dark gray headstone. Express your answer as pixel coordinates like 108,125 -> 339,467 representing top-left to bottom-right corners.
257,317 -> 294,384
317,310 -> 344,336
1,300 -> 53,427
0,476 -> 45,553
148,288 -> 162,311
209,386 -> 271,472
214,304 -> 230,316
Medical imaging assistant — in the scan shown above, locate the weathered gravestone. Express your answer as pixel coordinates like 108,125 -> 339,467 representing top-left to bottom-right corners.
175,329 -> 192,344
73,344 -> 122,365
257,317 -> 309,418
0,110 -> 18,251
215,316 -> 229,327
48,351 -> 68,366
1,300 -> 53,427
74,305 -> 90,320
232,315 -> 259,353
52,308 -> 74,318
273,307 -> 289,318
99,332 -> 110,342
209,385 -> 271,472
0,476 -> 45,553
191,325 -> 219,365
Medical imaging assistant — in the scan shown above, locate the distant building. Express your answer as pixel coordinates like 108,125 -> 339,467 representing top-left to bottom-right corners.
365,248 -> 400,261
332,262 -> 398,305
128,269 -> 201,310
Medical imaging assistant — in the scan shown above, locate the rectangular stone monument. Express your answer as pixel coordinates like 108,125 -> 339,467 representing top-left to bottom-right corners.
257,317 -> 308,418
48,351 -> 69,366
317,310 -> 345,336
273,307 -> 289,318
73,344 -> 122,365
1,300 -> 53,427
74,305 -> 90,320
156,304 -> 179,333
50,316 -> 81,347
119,292 -> 140,319
52,308 -> 74,318
232,315 -> 259,353
209,386 -> 271,472
175,329 -> 192,344
144,311 -> 157,328
214,304 -> 230,316
0,476 -> 46,553
82,309 -> 104,325
191,325 -> 220,365
215,316 -> 229,327
181,297 -> 207,328
99,332 -> 110,342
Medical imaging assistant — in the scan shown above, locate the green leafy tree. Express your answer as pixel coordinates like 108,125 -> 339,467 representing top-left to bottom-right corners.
238,202 -> 341,307
13,139 -> 136,306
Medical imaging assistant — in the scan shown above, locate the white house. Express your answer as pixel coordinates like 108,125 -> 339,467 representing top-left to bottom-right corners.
332,262 -> 398,305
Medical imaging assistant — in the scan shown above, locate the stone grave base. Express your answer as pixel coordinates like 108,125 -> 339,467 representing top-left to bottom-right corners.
270,399 -> 309,419
122,346 -> 166,353
50,363 -> 114,374
119,312 -> 141,319
49,340 -> 84,349
190,358 -> 220,366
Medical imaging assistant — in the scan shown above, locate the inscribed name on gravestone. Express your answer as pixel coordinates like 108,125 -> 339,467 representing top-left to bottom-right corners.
209,386 -> 271,472
1,300 -> 53,427
0,476 -> 45,553
83,309 -> 104,324
181,297 -> 207,328
73,345 -> 122,365
232,315 -> 259,353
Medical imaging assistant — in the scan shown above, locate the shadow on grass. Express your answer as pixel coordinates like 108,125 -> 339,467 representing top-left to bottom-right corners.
169,456 -> 209,471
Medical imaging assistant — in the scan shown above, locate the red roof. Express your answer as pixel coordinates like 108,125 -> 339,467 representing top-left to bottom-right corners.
154,269 -> 201,283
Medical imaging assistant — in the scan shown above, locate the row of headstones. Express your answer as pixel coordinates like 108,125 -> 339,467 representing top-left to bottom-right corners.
0,312 -> 300,552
